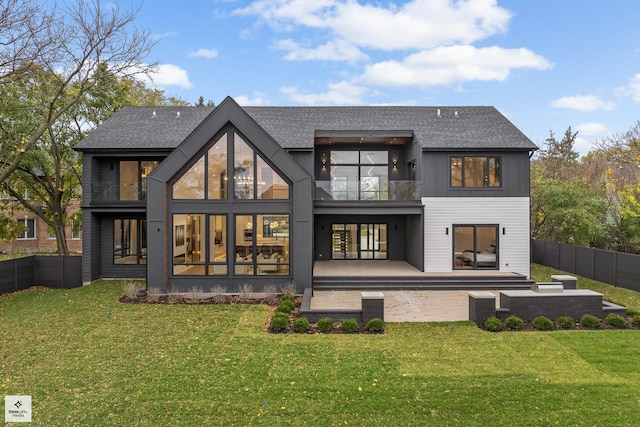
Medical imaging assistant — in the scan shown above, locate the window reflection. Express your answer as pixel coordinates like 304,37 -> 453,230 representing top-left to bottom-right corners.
114,219 -> 147,264
120,160 -> 158,201
233,134 -> 254,199
207,133 -> 227,200
173,157 -> 205,199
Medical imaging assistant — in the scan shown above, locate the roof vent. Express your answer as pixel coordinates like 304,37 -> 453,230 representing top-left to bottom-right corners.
176,111 -> 180,118
437,108 -> 441,117
454,110 -> 458,117
152,111 -> 156,118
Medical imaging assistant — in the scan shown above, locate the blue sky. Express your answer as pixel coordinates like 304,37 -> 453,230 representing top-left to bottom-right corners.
128,0 -> 640,155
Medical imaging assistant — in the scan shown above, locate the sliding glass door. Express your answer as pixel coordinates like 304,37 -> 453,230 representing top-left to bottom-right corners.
453,225 -> 498,270
332,223 -> 387,260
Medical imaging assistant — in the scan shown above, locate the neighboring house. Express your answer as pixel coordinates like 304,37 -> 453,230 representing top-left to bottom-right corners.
0,199 -> 82,254
74,96 -> 537,292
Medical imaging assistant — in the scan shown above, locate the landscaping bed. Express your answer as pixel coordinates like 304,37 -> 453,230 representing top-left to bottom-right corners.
118,289 -> 384,334
479,312 -> 640,332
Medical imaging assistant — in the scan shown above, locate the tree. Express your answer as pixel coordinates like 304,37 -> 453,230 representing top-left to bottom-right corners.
195,95 -> 215,107
529,126 -> 605,245
0,0 -> 56,82
534,127 -> 580,180
1,64 -> 184,254
530,174 -> 607,246
0,0 -> 155,186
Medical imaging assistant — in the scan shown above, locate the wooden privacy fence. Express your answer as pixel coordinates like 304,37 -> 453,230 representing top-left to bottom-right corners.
531,239 -> 640,292
0,256 -> 82,296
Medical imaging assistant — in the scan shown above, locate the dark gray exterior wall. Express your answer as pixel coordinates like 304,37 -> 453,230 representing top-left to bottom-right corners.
146,98 -> 314,293
405,214 -> 423,270
313,214 -> 408,261
80,152 -> 166,282
421,151 -> 531,197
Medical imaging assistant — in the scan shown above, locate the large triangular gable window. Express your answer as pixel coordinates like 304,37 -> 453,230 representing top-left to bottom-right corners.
233,133 -> 289,200
172,131 -> 289,200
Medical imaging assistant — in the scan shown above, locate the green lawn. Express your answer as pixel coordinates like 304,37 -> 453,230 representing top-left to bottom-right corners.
1,267 -> 640,426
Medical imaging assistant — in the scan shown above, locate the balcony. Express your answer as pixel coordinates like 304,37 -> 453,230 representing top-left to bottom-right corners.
315,179 -> 421,201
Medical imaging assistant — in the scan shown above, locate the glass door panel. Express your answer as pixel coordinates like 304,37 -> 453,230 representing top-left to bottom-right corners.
332,223 -> 387,260
453,225 -> 497,270
375,224 -> 387,259
360,224 -> 374,259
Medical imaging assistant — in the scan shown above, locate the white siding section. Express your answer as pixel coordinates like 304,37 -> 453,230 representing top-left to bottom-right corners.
422,197 -> 530,277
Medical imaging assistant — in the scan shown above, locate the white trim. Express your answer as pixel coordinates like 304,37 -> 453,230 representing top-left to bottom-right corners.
422,197 -> 530,277
16,218 -> 36,240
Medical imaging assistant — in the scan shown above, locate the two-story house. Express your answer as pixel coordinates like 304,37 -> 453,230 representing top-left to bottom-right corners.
75,96 -> 536,293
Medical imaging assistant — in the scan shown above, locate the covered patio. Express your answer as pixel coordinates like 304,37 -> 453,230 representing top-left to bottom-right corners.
313,260 -> 521,278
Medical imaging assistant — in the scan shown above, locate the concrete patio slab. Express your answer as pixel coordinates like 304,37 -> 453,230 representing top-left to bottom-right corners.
310,290 -> 501,322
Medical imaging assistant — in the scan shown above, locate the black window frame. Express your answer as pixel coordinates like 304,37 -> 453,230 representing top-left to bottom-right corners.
118,159 -> 160,201
450,156 -> 502,188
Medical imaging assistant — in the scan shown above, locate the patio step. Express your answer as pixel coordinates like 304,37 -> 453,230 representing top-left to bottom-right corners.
312,276 -> 535,291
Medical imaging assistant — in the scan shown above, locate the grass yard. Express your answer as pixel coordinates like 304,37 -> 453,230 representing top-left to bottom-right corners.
1,266 -> 640,426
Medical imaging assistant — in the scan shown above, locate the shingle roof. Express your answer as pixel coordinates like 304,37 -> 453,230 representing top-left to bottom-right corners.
75,103 -> 537,151
74,106 -> 215,151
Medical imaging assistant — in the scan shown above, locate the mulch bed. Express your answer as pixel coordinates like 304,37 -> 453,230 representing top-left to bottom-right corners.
479,317 -> 640,332
118,292 -> 382,334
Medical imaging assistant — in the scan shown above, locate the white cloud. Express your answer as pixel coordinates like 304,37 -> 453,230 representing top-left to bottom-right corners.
235,0 -> 551,92
188,48 -> 219,59
151,31 -> 179,42
550,95 -> 615,112
573,136 -> 596,156
572,123 -> 609,155
235,92 -> 271,106
148,64 -> 193,89
575,122 -> 609,136
236,0 -> 512,50
615,73 -> 640,102
282,81 -> 369,105
274,38 -> 367,62
359,45 -> 553,88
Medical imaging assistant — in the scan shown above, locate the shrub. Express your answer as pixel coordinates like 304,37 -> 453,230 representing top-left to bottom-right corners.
317,317 -> 334,332
632,314 -> 640,327
605,313 -> 626,329
263,284 -> 279,305
279,281 -> 297,296
626,307 -> 639,317
275,304 -> 292,315
276,299 -> 295,314
293,317 -> 310,333
504,315 -> 524,330
211,285 -> 227,303
238,283 -> 253,299
484,316 -> 502,332
556,316 -> 575,329
123,281 -> 142,298
532,316 -> 553,331
366,318 -> 384,333
580,314 -> 600,329
279,299 -> 296,312
270,315 -> 289,332
281,294 -> 295,304
273,310 -> 289,318
341,318 -> 359,333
